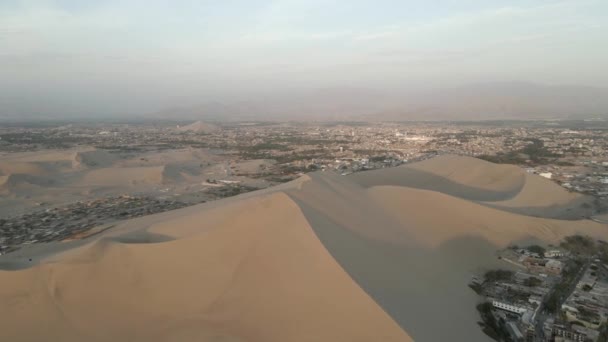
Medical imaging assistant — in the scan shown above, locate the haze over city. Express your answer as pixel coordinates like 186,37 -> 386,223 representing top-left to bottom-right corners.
1,0 -> 608,119
2,2 -> 608,342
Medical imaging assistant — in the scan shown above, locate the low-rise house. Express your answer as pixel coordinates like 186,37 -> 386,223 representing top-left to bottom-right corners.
552,323 -> 589,342
545,259 -> 563,275
545,250 -> 565,258
492,300 -> 528,315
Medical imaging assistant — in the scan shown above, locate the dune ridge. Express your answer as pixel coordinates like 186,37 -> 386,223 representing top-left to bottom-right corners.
0,191 -> 411,342
72,149 -> 117,169
0,173 -> 54,194
350,155 -> 594,218
0,155 -> 606,342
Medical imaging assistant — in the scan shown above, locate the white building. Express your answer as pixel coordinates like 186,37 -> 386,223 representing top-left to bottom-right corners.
492,300 -> 528,315
545,250 -> 564,258
539,172 -> 553,179
545,259 -> 563,274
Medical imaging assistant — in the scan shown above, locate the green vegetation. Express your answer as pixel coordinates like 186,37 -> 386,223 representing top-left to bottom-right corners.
239,143 -> 292,152
544,258 -> 584,313
476,303 -> 512,342
526,245 -> 546,257
578,306 -> 601,324
469,283 -> 483,295
520,138 -> 558,160
582,284 -> 593,291
599,240 -> 608,264
524,277 -> 542,287
560,235 -> 596,256
205,184 -> 259,198
598,323 -> 608,342
477,139 -> 558,165
484,270 -> 513,283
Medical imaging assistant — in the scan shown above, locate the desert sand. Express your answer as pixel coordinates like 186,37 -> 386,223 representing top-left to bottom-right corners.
0,147 -> 275,216
1,155 -> 606,341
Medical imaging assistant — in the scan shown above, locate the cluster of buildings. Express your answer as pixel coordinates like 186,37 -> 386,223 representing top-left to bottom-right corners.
1,119 -> 608,257
472,244 -> 608,341
559,259 -> 608,332
0,195 -> 187,255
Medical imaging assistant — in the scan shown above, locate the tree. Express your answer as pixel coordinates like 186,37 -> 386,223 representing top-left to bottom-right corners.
524,277 -> 542,287
484,270 -> 513,283
526,245 -> 546,257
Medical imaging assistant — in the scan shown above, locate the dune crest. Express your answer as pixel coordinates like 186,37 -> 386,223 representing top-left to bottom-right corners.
0,192 -> 411,342
1,155 -> 606,342
177,121 -> 220,133
72,149 -> 117,169
350,154 -> 593,218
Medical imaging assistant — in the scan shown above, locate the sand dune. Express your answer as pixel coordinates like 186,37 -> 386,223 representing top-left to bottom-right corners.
0,173 -> 54,193
81,166 -> 167,187
350,155 -> 525,201
0,155 -> 606,342
72,149 -> 117,169
285,168 -> 606,341
177,121 -> 220,133
0,192 -> 411,342
6,148 -> 95,163
351,155 -> 592,218
117,148 -> 220,168
0,161 -> 49,176
0,147 -> 240,215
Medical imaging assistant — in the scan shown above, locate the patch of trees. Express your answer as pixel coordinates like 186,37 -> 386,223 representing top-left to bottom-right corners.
560,235 -> 596,256
476,302 -> 513,342
524,277 -> 542,287
484,270 -> 513,283
239,143 -> 292,152
468,282 -> 483,295
544,258 -> 584,313
477,139 -> 559,165
526,245 -> 546,257
598,323 -> 608,342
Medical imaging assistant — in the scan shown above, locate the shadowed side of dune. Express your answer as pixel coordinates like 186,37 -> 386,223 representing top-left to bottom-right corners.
286,171 -> 608,342
286,175 -> 507,342
481,173 -> 595,219
290,194 -> 501,342
349,159 -> 525,202
72,149 -> 117,169
0,192 -> 411,342
350,155 -> 594,219
80,166 -> 166,187
106,232 -> 175,244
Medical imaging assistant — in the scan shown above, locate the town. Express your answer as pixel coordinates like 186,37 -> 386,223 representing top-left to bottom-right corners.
470,235 -> 608,341
0,195 -> 188,255
1,119 -> 608,255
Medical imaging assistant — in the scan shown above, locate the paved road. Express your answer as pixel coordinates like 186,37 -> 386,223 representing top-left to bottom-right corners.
533,259 -> 590,341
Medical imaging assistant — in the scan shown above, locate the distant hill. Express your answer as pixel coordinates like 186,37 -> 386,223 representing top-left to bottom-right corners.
176,120 -> 220,133
372,82 -> 608,121
152,82 -> 608,121
2,82 -> 607,122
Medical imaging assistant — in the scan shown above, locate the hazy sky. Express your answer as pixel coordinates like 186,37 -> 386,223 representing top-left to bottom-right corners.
1,0 -> 607,116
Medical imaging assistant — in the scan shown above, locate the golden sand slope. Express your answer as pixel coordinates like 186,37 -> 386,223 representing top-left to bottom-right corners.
367,186 -> 606,248
350,155 -> 593,218
71,150 -> 117,169
349,155 -> 525,201
284,166 -> 606,341
0,192 -> 411,342
80,166 -> 167,186
0,161 -> 48,176
0,155 -> 606,342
